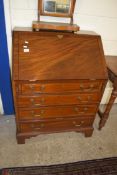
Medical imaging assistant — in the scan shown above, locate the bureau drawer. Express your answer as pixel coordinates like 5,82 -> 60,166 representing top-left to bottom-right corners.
19,118 -> 94,133
18,105 -> 97,120
18,81 -> 103,94
17,93 -> 100,107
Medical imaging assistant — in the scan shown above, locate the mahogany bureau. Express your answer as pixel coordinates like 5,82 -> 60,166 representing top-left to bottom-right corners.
12,28 -> 108,144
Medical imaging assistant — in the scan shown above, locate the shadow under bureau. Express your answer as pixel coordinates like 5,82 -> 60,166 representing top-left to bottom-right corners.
12,28 -> 108,144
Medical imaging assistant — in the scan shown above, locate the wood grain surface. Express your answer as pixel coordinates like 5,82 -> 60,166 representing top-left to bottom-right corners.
12,28 -> 108,144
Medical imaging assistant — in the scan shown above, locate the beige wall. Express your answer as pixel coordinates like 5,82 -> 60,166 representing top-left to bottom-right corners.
9,0 -> 117,55
9,0 -> 117,57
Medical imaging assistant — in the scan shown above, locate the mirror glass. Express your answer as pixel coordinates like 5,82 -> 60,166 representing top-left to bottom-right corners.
43,0 -> 71,14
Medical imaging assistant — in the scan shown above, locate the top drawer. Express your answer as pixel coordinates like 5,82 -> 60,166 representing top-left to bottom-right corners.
18,81 -> 103,95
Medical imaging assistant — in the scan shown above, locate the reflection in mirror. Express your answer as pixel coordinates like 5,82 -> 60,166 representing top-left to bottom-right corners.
43,0 -> 71,14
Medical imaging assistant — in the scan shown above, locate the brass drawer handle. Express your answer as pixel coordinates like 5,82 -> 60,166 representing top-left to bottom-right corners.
34,114 -> 41,117
31,123 -> 44,129
24,41 -> 29,44
40,123 -> 45,128
32,110 -> 45,117
77,96 -> 91,103
90,84 -> 94,89
80,84 -> 96,91
55,117 -> 63,120
84,107 -> 88,111
34,124 -> 44,131
75,124 -> 81,127
74,107 -> 79,112
77,96 -> 81,100
34,128 -> 41,131
30,99 -> 34,102
30,85 -> 45,93
89,85 -> 96,91
34,103 -> 45,106
79,111 -> 85,114
31,124 -> 35,128
23,45 -> 28,49
73,121 -> 84,127
79,108 -> 88,113
30,85 -> 34,91
30,98 -> 45,106
80,84 -> 84,90
31,111 -> 34,115
40,85 -> 45,91
41,98 -> 45,103
87,96 -> 91,101
40,110 -> 45,114
34,104 -> 41,106
31,111 -> 41,117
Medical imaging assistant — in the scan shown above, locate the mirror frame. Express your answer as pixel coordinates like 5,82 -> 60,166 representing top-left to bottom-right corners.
38,0 -> 76,18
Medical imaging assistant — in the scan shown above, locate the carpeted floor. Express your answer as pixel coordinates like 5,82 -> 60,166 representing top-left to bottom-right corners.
0,105 -> 117,168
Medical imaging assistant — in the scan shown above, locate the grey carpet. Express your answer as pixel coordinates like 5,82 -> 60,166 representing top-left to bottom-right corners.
0,105 -> 117,168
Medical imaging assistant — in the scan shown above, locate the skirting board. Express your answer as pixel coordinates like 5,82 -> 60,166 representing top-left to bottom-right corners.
0,93 -> 4,114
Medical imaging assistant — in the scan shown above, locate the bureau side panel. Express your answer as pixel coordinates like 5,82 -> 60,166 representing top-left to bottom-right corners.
12,31 -> 19,80
12,32 -> 20,131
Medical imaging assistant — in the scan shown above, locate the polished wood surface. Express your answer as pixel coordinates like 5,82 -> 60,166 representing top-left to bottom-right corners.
17,93 -> 100,107
12,32 -> 19,80
98,56 -> 117,129
18,81 -> 103,94
19,117 -> 94,133
32,21 -> 80,32
18,105 -> 97,120
12,28 -> 107,144
15,30 -> 107,80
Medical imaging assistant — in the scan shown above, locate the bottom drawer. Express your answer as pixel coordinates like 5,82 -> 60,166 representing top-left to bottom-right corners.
19,118 -> 94,133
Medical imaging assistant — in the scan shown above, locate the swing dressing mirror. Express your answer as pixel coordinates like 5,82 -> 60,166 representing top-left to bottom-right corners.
39,0 -> 76,17
32,0 -> 79,32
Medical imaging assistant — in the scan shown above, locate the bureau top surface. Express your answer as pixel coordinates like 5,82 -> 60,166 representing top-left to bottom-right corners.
13,28 -> 108,81
13,27 -> 98,35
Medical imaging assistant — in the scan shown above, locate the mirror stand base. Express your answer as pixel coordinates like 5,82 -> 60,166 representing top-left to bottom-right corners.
32,21 -> 80,32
